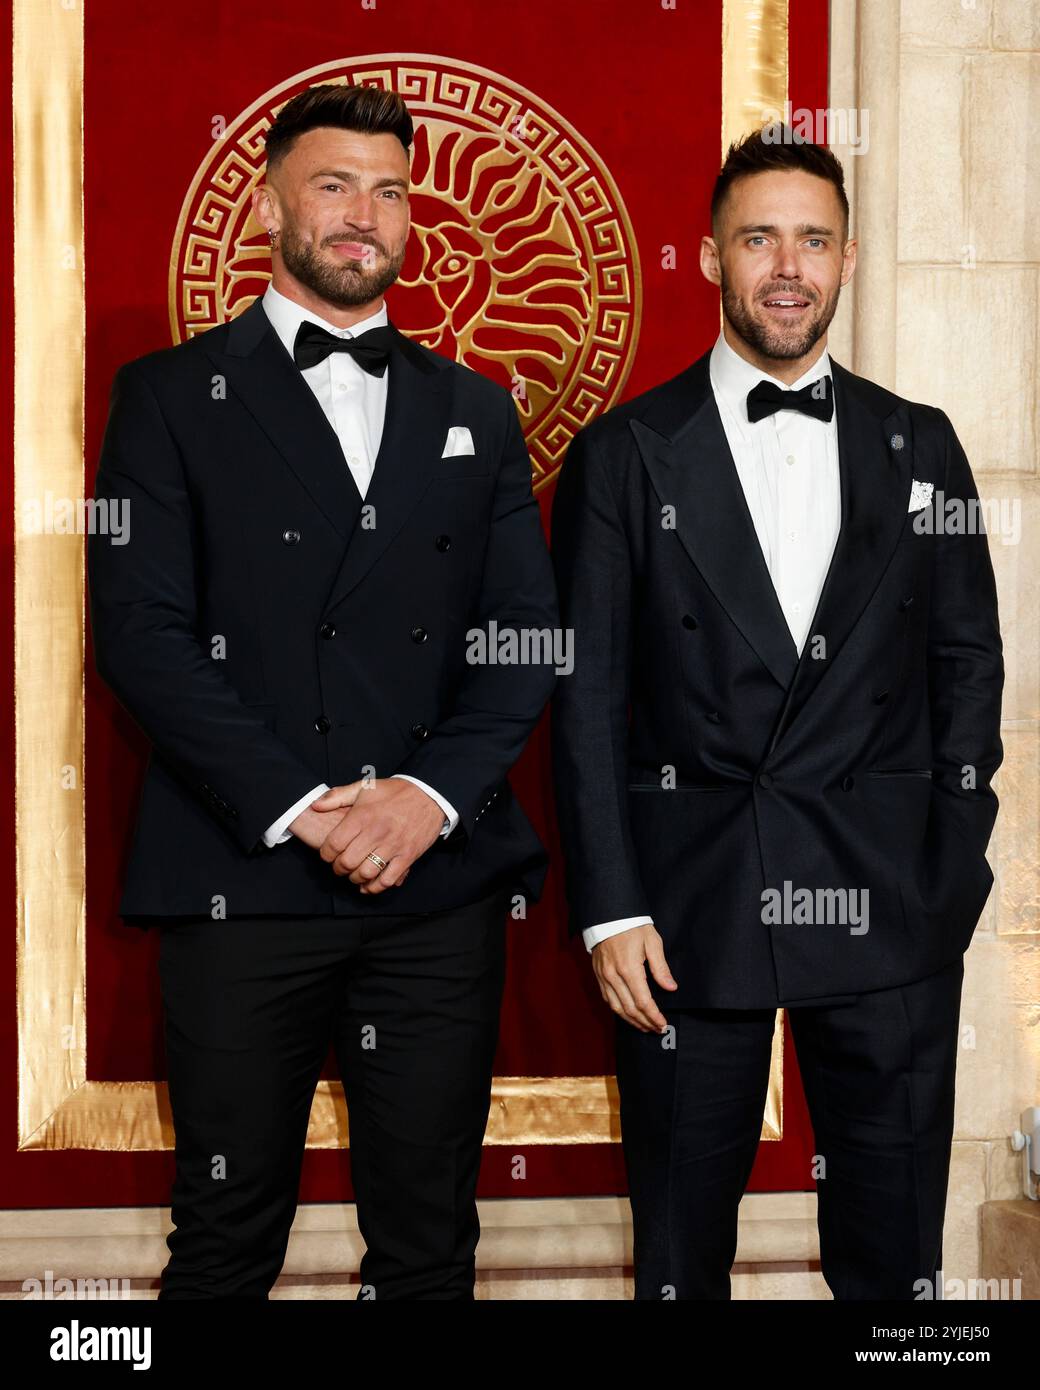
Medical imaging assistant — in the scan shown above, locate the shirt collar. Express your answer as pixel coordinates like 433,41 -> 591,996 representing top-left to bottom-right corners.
709,330 -> 832,427
261,282 -> 389,362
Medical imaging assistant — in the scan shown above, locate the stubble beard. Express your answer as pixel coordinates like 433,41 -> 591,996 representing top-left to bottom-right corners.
721,271 -> 841,362
278,223 -> 406,308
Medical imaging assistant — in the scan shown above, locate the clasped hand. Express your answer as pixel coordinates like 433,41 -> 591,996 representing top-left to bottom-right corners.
288,778 -> 445,894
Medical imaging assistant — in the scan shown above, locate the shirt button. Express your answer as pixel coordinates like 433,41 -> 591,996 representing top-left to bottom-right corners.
786,455 -> 796,466
792,603 -> 801,614
788,531 -> 797,541
348,456 -> 360,467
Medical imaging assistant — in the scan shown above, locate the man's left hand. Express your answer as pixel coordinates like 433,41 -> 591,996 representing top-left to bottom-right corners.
310,779 -> 445,893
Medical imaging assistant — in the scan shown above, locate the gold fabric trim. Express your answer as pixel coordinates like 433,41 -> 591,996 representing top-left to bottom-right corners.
14,0 -> 87,1149
15,8 -> 787,1151
722,0 -> 790,153
19,1071 -> 783,1150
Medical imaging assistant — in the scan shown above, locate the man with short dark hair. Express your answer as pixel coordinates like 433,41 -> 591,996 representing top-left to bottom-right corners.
551,126 -> 1002,1299
88,84 -> 558,1299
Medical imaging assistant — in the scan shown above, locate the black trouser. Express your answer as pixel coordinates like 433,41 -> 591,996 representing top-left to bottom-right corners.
155,885 -> 511,1300
615,956 -> 965,1300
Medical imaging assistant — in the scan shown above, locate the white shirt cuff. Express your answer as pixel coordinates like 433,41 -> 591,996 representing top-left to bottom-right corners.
390,774 -> 458,837
262,783 -> 330,847
582,916 -> 654,953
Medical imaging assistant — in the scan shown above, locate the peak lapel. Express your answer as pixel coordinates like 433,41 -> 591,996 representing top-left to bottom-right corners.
633,356 -> 799,691
769,361 -> 914,746
203,298 -> 362,540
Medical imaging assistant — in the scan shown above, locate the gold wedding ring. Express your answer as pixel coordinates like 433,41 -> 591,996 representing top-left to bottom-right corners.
366,851 -> 389,871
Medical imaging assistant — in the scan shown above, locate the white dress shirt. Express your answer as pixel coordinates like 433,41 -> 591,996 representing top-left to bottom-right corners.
582,330 -> 840,951
259,283 -> 458,848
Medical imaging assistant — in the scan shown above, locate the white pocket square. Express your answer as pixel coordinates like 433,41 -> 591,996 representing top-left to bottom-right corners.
441,425 -> 475,458
908,479 -> 934,513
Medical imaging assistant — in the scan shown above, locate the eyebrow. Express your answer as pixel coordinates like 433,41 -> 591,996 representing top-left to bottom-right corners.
733,223 -> 835,237
311,169 -> 409,190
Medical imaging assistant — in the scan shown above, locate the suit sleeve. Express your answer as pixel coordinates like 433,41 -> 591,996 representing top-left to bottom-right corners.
550,425 -> 652,935
87,362 -> 328,854
923,410 -> 1004,914
392,390 -> 558,837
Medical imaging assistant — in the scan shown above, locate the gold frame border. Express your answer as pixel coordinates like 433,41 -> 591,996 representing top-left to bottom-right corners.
14,1 -> 788,1151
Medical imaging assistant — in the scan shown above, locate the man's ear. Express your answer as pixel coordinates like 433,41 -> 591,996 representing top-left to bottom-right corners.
700,234 -> 722,287
251,180 -> 278,238
839,237 -> 858,288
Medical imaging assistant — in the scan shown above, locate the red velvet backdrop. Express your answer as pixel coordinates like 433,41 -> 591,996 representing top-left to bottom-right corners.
2,0 -> 829,1206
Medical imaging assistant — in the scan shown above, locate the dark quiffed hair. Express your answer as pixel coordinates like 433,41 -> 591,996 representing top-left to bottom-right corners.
264,83 -> 414,167
711,125 -> 849,233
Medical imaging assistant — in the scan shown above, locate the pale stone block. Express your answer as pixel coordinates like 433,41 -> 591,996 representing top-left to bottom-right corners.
991,725 -> 1040,933
983,479 -> 1040,724
898,51 -> 967,263
966,54 -> 1040,263
895,266 -> 1037,473
901,0 -> 993,49
986,1136 -> 1027,1200
943,1141 -> 987,1283
992,0 -> 1040,50
731,1268 -> 830,1299
474,1272 -> 631,1300
955,938 -> 1040,1139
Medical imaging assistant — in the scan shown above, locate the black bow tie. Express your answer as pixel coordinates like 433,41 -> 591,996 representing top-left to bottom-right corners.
746,374 -> 833,424
292,321 -> 395,375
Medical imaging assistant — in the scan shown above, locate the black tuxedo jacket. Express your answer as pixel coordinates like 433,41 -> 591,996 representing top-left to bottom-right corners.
550,351 -> 1003,1008
87,299 -> 558,920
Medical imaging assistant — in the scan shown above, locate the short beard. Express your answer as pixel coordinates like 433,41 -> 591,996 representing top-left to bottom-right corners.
277,224 -> 405,308
721,273 -> 840,361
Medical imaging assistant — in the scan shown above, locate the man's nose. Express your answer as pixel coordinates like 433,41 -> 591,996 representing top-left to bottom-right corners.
769,242 -> 802,281
340,194 -> 378,228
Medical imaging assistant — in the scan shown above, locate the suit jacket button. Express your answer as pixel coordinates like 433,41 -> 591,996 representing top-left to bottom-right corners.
411,626 -> 428,643
842,774 -> 855,791
282,528 -> 301,545
410,722 -> 430,739
320,621 -> 336,639
435,535 -> 452,552
757,772 -> 773,789
682,614 -> 698,630
314,715 -> 331,734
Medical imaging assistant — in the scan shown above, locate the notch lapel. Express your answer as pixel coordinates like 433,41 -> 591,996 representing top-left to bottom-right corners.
633,355 -> 799,691
768,360 -> 914,747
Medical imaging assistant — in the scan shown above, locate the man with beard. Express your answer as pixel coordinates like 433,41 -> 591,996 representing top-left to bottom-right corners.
88,84 -> 558,1298
550,129 -> 1002,1299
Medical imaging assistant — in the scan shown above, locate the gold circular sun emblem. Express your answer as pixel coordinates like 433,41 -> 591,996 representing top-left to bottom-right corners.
169,54 -> 641,492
